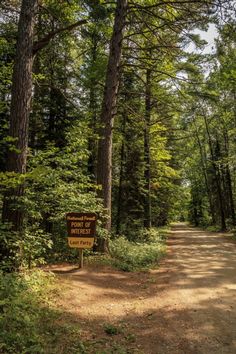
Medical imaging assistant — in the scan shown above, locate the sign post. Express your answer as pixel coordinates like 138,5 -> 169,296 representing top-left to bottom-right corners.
78,249 -> 83,269
66,212 -> 96,268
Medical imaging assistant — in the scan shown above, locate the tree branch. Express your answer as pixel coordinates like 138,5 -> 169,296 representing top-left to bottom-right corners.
33,19 -> 87,54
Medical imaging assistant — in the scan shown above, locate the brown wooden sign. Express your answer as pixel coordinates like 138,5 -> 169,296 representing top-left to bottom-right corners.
66,212 -> 96,248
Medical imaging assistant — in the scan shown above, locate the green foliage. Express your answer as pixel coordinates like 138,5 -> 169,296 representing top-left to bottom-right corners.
0,270 -> 54,353
1,0 -> 235,269
0,223 -> 57,271
0,171 -> 26,189
206,225 -> 221,232
0,222 -> 19,271
178,23 -> 236,230
231,229 -> 236,240
22,121 -> 106,263
0,269 -> 86,354
20,227 -> 53,268
0,120 -> 106,268
0,36 -> 13,171
104,323 -> 120,336
109,228 -> 166,272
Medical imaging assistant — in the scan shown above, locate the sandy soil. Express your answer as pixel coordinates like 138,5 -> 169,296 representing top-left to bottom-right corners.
50,224 -> 236,354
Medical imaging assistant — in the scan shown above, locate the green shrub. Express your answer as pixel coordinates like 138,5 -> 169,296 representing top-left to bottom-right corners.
205,225 -> 221,232
0,269 -> 83,354
0,222 -> 20,271
109,228 -> 167,271
0,270 -> 53,353
0,222 -> 53,271
232,230 -> 236,240
104,323 -> 120,336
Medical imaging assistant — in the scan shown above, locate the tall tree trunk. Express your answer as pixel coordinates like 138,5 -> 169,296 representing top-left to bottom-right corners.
1,0 -> 37,269
222,129 -> 236,226
88,33 -> 99,182
96,0 -> 127,251
30,54 -> 41,149
193,119 -> 216,224
2,0 -> 38,231
202,112 -> 226,231
143,68 -> 152,229
116,114 -> 127,235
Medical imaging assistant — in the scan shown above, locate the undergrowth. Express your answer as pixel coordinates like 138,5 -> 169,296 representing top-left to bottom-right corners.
109,227 -> 168,271
0,270 -> 83,354
0,228 -> 168,353
231,229 -> 236,240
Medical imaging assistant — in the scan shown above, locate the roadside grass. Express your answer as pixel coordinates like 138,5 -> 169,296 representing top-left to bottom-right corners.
83,321 -> 143,354
204,225 -> 236,242
109,227 -> 168,272
205,225 -> 222,232
0,228 -> 169,353
0,270 -> 84,354
87,227 -> 169,272
231,232 -> 236,241
226,231 -> 236,242
0,269 -> 144,354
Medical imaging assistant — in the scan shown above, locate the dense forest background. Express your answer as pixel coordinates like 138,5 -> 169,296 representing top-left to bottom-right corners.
0,0 -> 236,269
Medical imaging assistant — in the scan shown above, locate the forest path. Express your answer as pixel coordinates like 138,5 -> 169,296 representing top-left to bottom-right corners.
52,223 -> 236,354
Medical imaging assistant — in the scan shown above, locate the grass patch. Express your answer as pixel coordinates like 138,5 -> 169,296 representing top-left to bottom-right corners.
109,227 -> 168,272
85,253 -> 112,267
0,269 -> 84,354
0,270 -> 140,353
104,323 -> 121,336
205,225 -> 222,232
231,231 -> 236,241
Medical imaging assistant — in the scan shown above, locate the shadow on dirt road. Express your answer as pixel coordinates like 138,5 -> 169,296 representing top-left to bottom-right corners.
50,223 -> 236,354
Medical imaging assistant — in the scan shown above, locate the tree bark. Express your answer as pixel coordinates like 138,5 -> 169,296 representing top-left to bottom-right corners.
202,112 -> 226,231
96,0 -> 128,251
193,119 -> 216,224
2,0 -> 38,231
222,129 -> 236,226
116,113 -> 127,235
88,33 -> 99,182
143,68 -> 152,229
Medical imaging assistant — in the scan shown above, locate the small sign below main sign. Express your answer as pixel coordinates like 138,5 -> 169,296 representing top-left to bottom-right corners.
66,212 -> 96,249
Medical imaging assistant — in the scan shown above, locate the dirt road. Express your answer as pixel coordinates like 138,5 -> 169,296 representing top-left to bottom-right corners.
54,224 -> 236,354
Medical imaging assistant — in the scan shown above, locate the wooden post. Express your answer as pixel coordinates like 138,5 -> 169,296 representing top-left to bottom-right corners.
78,249 -> 83,268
